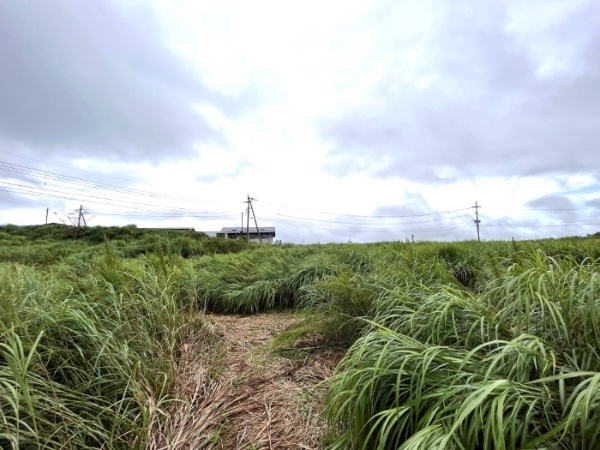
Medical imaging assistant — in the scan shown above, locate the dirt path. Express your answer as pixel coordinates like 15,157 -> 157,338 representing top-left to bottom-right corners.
208,313 -> 344,450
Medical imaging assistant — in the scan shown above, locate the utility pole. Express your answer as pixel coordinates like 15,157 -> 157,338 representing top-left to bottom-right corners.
244,194 -> 263,243
473,201 -> 481,242
246,195 -> 251,241
45,208 -> 49,225
249,197 -> 263,244
76,205 -> 87,228
241,212 -> 244,234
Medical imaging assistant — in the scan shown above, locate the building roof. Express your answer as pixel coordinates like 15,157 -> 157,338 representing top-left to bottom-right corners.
220,226 -> 275,233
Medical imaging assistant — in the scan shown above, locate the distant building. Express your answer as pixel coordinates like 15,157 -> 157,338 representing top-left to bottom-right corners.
217,226 -> 276,244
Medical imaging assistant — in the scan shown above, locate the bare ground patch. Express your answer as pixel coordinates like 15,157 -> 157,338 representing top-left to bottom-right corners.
209,313 -> 344,450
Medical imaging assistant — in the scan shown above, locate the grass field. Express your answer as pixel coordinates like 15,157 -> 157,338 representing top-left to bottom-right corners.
1,224 -> 599,449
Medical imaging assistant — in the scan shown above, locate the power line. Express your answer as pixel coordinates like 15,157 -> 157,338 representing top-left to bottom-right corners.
86,210 -> 235,219
0,164 -> 477,229
0,159 -> 240,206
0,151 -> 142,184
0,181 -> 204,213
1,158 -> 598,237
253,213 -> 473,230
485,205 -> 595,212
0,185 -> 236,218
4,180 -> 597,234
483,220 -> 600,228
0,152 -> 240,204
0,158 -> 476,223
261,201 -> 472,218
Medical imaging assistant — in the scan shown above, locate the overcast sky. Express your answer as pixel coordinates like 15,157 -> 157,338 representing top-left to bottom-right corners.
1,0 -> 599,243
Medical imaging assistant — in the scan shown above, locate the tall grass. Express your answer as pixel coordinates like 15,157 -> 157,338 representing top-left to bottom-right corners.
2,225 -> 599,448
325,250 -> 600,449
0,255 -> 216,449
192,249 -> 339,313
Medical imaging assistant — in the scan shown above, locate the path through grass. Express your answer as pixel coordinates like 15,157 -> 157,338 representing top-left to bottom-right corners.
208,312 -> 343,449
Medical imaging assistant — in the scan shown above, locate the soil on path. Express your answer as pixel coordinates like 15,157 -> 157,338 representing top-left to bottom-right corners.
208,312 -> 344,450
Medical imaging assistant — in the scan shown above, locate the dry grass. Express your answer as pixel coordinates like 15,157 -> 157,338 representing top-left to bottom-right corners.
209,313 -> 343,450
146,326 -> 246,450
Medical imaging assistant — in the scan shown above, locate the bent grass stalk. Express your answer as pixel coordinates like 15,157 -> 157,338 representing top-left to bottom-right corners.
325,250 -> 600,449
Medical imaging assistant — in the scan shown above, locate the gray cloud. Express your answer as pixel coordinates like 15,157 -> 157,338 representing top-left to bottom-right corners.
0,188 -> 54,211
527,195 -> 575,210
371,191 -> 432,216
0,1 -> 240,162
585,198 -> 600,209
321,2 -> 600,182
526,194 -> 582,222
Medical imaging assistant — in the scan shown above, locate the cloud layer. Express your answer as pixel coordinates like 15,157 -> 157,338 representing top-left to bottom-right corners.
0,1 -> 235,161
322,1 -> 600,182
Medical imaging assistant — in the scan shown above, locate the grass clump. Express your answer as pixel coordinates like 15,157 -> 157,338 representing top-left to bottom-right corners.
0,257 -> 218,449
325,250 -> 600,450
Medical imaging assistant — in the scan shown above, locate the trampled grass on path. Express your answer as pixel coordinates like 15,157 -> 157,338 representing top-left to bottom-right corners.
208,312 -> 344,450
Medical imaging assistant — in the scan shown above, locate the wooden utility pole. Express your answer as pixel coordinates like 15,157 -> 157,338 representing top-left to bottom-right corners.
473,201 -> 481,242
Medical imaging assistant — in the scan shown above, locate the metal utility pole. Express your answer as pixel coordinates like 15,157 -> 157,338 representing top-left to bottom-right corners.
45,208 -> 49,224
473,201 -> 481,242
76,205 -> 87,228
